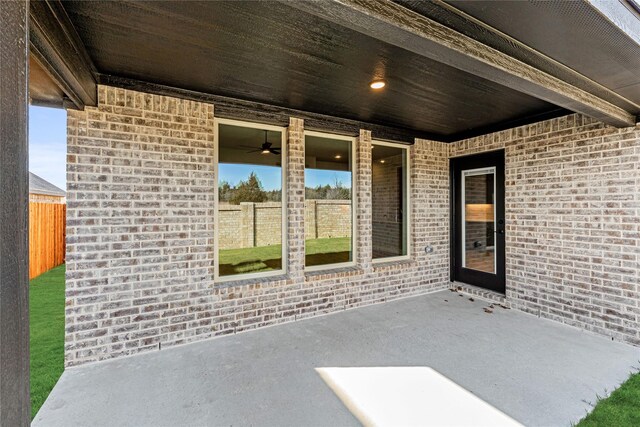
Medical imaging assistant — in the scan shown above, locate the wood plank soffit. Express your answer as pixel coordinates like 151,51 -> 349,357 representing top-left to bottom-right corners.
286,0 -> 637,127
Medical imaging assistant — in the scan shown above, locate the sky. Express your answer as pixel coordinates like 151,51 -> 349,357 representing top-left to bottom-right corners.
29,106 -> 67,190
220,164 -> 282,191
220,164 -> 352,191
28,105 -> 353,192
306,169 -> 352,189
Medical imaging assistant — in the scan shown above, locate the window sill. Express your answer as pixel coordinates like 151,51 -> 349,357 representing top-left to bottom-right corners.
372,259 -> 415,271
304,265 -> 363,281
214,273 -> 289,289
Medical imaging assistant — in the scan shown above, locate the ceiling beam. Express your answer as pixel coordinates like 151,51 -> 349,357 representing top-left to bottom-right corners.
98,74 -> 444,144
286,0 -> 637,127
29,0 -> 97,109
404,0 -> 640,114
99,74 -> 571,143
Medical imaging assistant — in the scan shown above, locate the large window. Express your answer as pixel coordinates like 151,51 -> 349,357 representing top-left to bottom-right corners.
372,142 -> 409,261
215,119 -> 286,280
304,132 -> 355,269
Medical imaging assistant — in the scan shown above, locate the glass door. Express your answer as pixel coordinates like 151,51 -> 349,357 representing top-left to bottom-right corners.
462,167 -> 496,274
451,151 -> 505,293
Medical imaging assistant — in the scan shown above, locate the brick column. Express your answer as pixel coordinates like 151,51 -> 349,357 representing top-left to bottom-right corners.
411,139 -> 450,270
305,200 -> 317,239
240,202 -> 255,248
356,129 -> 372,271
287,117 -> 305,279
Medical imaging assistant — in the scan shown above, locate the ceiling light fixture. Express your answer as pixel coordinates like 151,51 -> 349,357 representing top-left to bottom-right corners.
370,80 -> 386,90
380,159 -> 386,163
261,149 -> 270,154
335,154 -> 342,159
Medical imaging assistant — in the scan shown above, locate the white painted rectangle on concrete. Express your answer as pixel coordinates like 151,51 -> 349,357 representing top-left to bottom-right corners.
317,367 -> 523,427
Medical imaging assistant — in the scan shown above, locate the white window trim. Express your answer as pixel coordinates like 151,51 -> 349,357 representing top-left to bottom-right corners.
303,130 -> 357,272
213,118 -> 288,282
371,140 -> 411,264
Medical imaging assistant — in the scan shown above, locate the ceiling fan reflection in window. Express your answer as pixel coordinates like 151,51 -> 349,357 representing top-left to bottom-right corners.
241,130 -> 281,155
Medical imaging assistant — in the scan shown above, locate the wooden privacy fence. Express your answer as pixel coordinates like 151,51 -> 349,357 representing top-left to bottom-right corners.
29,202 -> 66,279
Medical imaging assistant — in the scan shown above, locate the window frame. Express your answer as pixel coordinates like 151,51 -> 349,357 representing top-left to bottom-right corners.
371,140 -> 411,264
213,118 -> 288,282
303,130 -> 357,272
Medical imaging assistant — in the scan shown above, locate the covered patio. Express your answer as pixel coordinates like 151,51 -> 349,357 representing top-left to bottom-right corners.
34,290 -> 638,426
1,1 -> 640,425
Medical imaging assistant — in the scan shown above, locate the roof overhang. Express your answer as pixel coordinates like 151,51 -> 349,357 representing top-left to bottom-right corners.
28,0 -> 640,142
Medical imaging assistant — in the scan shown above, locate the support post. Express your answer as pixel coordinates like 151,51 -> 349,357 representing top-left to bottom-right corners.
0,0 -> 30,425
286,118 -> 305,280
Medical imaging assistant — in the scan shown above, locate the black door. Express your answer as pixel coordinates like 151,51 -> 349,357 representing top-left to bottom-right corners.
451,150 -> 505,293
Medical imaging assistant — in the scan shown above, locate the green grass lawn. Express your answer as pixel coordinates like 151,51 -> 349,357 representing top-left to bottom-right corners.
304,237 -> 352,267
30,264 -> 65,419
219,236 -> 351,275
576,371 -> 640,426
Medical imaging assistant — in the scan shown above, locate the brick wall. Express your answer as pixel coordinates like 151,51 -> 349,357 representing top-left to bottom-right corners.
253,202 -> 283,247
66,87 -> 217,365
311,200 -> 352,239
218,204 -> 243,248
450,114 -> 640,346
66,86 -> 637,367
218,202 -> 283,249
65,86 -> 451,366
219,200 -> 351,250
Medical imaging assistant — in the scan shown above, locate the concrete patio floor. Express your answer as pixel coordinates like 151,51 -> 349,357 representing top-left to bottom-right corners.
34,290 -> 639,427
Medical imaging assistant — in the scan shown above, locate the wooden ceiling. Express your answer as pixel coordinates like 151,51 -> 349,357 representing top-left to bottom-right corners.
29,0 -> 640,142
445,0 -> 640,105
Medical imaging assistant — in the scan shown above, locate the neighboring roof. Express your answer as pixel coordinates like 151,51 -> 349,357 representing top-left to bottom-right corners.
29,172 -> 66,197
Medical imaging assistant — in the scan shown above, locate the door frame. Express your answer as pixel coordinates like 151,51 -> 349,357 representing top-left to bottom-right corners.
450,149 -> 506,293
